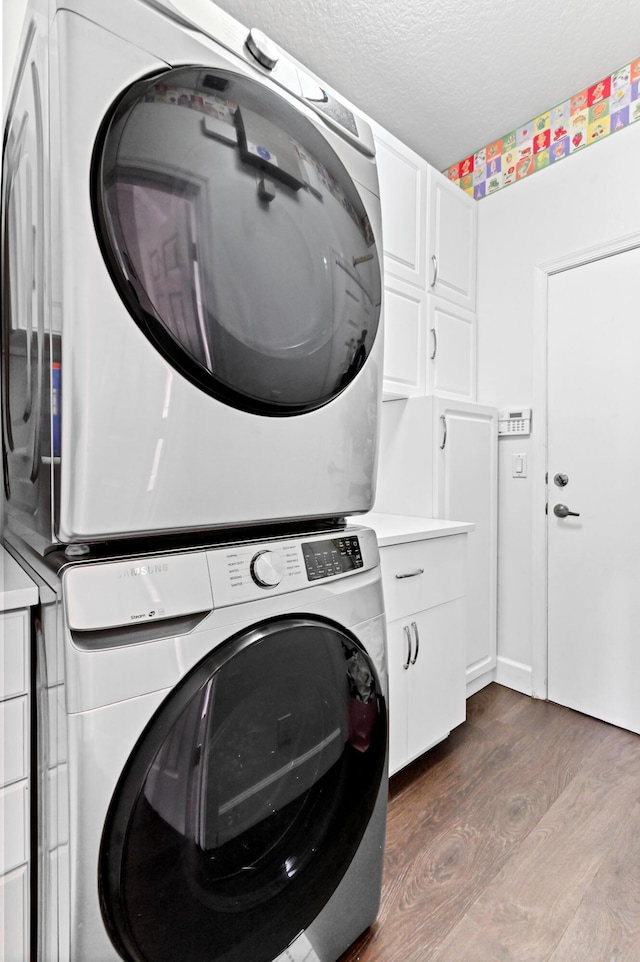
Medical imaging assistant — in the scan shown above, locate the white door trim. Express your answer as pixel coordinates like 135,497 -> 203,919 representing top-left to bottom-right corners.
530,228 -> 640,699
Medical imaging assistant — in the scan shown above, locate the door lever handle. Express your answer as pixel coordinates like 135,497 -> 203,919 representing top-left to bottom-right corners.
553,503 -> 580,518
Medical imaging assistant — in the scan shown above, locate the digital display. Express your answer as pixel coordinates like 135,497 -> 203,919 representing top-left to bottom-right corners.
302,536 -> 363,581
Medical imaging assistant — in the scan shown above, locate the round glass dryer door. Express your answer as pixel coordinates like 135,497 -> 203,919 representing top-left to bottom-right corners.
93,66 -> 381,415
99,615 -> 387,962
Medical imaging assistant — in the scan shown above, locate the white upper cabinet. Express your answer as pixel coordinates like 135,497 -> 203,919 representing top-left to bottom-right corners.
427,295 -> 477,401
427,168 -> 478,312
372,122 -> 478,401
371,122 -> 428,289
381,277 -> 427,399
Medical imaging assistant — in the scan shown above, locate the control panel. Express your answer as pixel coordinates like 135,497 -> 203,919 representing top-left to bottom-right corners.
302,536 -> 363,581
206,528 -> 375,607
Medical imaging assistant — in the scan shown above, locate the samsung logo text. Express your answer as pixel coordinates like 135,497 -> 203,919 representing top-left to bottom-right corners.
118,563 -> 169,579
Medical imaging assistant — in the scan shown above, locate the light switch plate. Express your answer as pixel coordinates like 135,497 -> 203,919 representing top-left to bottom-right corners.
512,453 -> 527,478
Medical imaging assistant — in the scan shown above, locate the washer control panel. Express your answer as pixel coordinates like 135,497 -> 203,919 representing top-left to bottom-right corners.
206,527 -> 376,607
302,536 -> 363,581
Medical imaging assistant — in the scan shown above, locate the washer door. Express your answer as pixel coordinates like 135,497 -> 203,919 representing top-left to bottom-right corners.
93,65 -> 381,416
99,615 -> 387,962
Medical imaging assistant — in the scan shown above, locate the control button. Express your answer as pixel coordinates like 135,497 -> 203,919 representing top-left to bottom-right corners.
245,28 -> 279,70
250,550 -> 285,588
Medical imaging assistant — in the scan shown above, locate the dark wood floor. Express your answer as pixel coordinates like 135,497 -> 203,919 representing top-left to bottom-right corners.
340,683 -> 640,962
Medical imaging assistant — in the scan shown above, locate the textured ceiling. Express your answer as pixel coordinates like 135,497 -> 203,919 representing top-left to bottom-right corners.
212,0 -> 640,171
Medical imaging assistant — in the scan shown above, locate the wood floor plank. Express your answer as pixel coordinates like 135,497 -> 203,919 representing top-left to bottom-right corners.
338,684 -> 640,962
547,799 -> 640,962
427,765 -> 640,962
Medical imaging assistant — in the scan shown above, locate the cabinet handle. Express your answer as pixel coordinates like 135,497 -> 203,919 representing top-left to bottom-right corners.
440,414 -> 447,449
430,253 -> 438,287
410,621 -> 420,664
395,568 -> 424,580
430,327 -> 437,360
403,624 -> 412,670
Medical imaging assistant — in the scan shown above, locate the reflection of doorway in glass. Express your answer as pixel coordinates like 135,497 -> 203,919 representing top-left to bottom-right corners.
115,175 -> 212,369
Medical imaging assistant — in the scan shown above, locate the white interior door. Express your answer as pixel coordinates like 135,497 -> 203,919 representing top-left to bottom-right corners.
547,246 -> 640,732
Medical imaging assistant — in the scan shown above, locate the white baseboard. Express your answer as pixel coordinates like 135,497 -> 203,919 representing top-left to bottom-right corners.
466,668 -> 496,697
495,655 -> 533,696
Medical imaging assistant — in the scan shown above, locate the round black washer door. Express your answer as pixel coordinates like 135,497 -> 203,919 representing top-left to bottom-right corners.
93,65 -> 382,416
99,615 -> 387,962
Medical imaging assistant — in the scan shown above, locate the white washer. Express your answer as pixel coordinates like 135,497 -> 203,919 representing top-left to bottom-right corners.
15,523 -> 387,962
2,0 -> 383,553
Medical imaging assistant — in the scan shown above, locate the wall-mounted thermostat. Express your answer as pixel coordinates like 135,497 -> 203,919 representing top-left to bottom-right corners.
498,407 -> 531,436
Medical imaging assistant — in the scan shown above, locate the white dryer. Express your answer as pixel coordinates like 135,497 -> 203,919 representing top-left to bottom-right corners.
17,523 -> 387,962
2,0 -> 383,553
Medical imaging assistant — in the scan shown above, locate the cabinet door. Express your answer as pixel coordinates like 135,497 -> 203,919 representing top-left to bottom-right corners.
386,619 -> 411,776
372,124 -> 428,288
382,278 -> 427,399
427,296 -> 477,401
387,601 -> 466,776
434,401 -> 497,685
428,168 -> 477,311
406,601 -> 466,765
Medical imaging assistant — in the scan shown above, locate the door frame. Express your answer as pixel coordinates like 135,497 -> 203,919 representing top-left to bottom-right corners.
530,228 -> 640,699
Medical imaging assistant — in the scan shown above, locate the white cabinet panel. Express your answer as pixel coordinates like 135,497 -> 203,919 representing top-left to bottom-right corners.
0,698 -> 28,786
372,124 -> 428,289
0,780 -> 28,874
382,278 -> 427,399
1,864 -> 28,962
427,296 -> 477,401
1,610 -> 29,699
0,564 -> 35,962
428,168 -> 477,311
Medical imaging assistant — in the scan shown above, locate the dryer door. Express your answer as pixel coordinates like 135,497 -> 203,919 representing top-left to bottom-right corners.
99,615 -> 387,962
93,65 -> 381,416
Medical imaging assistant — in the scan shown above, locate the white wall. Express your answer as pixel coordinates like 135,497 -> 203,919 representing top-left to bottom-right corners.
477,120 -> 640,693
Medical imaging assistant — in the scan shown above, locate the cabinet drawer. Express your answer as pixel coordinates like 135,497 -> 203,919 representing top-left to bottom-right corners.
380,535 -> 466,621
1,610 -> 29,700
0,698 -> 28,786
0,780 -> 29,874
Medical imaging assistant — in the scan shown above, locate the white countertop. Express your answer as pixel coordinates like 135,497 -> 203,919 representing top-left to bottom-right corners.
347,512 -> 474,547
0,546 -> 39,611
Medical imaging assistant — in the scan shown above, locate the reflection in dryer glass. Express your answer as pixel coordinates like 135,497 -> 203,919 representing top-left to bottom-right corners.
96,67 -> 382,413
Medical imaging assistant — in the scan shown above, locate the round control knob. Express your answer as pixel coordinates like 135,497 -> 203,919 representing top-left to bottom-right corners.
245,28 -> 279,70
250,550 -> 285,588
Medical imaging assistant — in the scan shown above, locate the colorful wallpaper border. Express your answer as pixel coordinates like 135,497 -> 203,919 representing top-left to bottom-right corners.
445,57 -> 640,200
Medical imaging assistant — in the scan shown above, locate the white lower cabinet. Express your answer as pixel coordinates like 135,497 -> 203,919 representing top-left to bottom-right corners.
374,396 -> 498,693
387,600 -> 466,775
1,552 -> 38,962
379,532 -> 468,776
1,865 -> 29,961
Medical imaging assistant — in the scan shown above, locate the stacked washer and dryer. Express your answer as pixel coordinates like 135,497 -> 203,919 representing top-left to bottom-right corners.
2,1 -> 388,960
